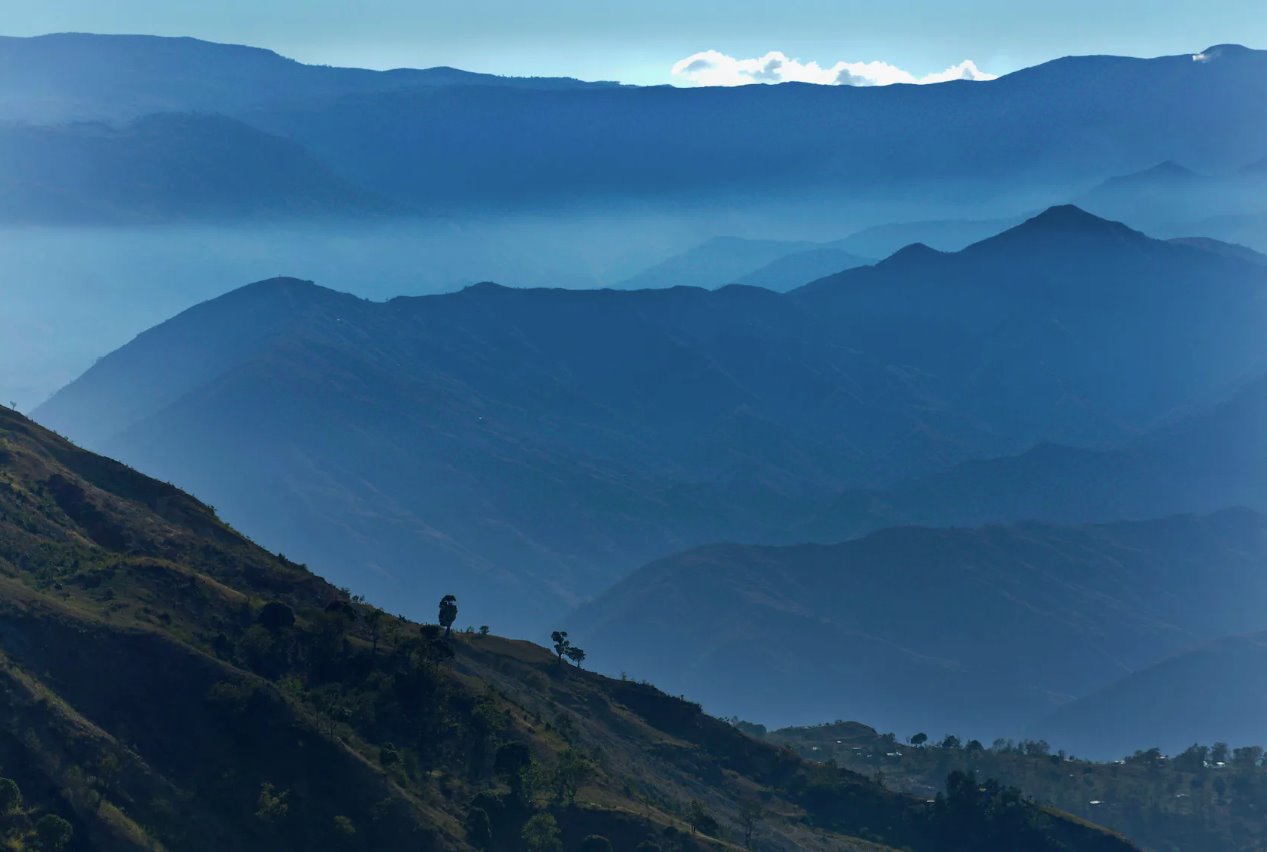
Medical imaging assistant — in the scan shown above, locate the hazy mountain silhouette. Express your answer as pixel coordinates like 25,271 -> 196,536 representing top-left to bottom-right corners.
1169,209 -> 1267,253
615,236 -> 820,289
734,246 -> 874,291
1038,629 -> 1267,758
791,206 -> 1267,453
799,368 -> 1267,541
0,112 -> 391,223
34,278 -> 950,635
571,510 -> 1267,744
834,217 -> 1025,258
616,236 -> 870,291
1076,161 -> 1267,231
35,208 -> 1267,636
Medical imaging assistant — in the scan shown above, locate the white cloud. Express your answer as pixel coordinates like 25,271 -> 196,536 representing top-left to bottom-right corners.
670,50 -> 997,87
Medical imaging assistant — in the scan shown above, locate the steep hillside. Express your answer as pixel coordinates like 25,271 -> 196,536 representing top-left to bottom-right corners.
35,209 -> 1267,634
0,406 -> 1134,852
571,511 -> 1267,742
0,113 -> 391,224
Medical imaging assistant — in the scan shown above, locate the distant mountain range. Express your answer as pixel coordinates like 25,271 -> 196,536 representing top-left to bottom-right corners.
0,32 -> 618,123
0,112 -> 392,223
35,208 -> 1267,644
614,236 -> 871,292
1,34 -> 1265,221
1039,628 -> 1267,758
571,509 -> 1267,750
797,348 -> 1267,543
1076,159 -> 1267,232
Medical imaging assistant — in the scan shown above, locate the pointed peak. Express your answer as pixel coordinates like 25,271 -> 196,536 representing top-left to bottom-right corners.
1095,160 -> 1203,187
1139,160 -> 1198,178
878,242 -> 946,267
1030,204 -> 1108,224
1018,205 -> 1140,236
962,206 -> 1148,254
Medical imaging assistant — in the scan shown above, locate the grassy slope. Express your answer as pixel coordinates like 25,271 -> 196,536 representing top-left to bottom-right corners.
0,407 -> 1136,851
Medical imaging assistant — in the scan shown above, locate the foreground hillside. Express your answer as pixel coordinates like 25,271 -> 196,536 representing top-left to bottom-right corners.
0,406 -> 1134,851
572,511 -> 1267,745
34,209 -> 1267,634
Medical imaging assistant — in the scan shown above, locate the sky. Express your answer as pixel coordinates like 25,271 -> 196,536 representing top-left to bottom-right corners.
3,0 -> 1263,85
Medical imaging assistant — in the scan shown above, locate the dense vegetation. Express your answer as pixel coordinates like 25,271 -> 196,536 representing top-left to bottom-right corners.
770,721 -> 1267,851
0,407 -> 1135,850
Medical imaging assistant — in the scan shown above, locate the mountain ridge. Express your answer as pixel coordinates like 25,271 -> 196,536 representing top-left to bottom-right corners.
36,207 -> 1267,636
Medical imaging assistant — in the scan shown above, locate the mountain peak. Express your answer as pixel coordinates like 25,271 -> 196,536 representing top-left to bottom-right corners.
878,241 -> 946,267
1138,160 -> 1198,178
980,205 -> 1144,246
1194,44 -> 1254,61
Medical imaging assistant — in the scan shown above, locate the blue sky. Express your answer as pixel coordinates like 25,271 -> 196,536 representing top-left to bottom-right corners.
7,0 -> 1264,84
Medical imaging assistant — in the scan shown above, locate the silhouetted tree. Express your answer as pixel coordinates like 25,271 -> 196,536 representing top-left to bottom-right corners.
565,645 -> 587,669
551,630 -> 571,663
439,595 -> 458,638
910,732 -> 928,747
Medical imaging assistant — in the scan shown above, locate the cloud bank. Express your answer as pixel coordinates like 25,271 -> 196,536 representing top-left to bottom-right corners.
671,50 -> 997,87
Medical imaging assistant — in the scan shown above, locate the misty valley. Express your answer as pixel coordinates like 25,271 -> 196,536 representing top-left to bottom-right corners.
1,25 -> 1267,852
